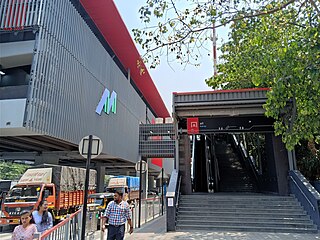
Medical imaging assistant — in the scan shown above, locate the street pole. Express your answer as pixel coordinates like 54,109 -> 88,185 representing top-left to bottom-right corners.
81,135 -> 93,240
138,159 -> 142,228
161,168 -> 164,215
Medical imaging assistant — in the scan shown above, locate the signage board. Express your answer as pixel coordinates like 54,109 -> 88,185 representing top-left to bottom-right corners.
19,168 -> 52,184
79,135 -> 103,159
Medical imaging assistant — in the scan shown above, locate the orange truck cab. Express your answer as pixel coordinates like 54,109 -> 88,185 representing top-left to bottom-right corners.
0,164 -> 96,226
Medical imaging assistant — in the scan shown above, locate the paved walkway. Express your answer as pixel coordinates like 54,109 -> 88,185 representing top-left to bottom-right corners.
1,214 -> 319,239
124,214 -> 320,240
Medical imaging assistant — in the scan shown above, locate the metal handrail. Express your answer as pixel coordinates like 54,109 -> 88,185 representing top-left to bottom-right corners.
175,176 -> 182,208
39,209 -> 82,239
289,175 -> 315,211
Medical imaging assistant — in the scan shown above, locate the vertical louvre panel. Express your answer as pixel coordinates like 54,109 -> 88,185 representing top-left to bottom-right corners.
0,0 -> 43,29
21,0 -> 152,162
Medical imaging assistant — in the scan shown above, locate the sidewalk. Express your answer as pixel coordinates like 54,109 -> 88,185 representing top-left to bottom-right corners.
124,214 -> 320,240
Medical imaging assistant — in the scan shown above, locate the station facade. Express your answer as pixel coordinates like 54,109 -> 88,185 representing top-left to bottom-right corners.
0,0 -> 171,191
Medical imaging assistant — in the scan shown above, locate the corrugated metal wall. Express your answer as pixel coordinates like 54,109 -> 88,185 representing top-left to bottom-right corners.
21,0 -> 151,162
173,90 -> 268,106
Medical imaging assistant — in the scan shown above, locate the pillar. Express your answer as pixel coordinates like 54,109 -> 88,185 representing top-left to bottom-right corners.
95,163 -> 106,193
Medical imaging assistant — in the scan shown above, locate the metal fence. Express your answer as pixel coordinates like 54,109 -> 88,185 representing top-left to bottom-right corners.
0,0 -> 43,30
131,196 -> 164,228
35,209 -> 82,240
33,197 -> 164,240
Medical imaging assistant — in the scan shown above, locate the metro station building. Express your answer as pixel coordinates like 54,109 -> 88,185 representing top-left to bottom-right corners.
0,0 -> 171,191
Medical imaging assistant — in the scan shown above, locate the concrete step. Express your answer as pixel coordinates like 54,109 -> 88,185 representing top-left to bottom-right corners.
180,194 -> 296,201
179,202 -> 303,209
178,210 -> 309,218
177,219 -> 316,229
177,215 -> 311,222
178,207 -> 305,214
179,199 -> 301,206
176,224 -> 319,234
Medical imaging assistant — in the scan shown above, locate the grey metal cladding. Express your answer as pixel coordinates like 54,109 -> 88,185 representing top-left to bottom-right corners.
0,0 -> 42,29
24,0 -> 149,161
173,89 -> 268,105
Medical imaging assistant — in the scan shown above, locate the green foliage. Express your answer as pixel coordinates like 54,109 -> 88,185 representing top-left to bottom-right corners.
207,3 -> 320,150
0,162 -> 29,180
133,0 -> 318,68
135,0 -> 320,150
296,141 -> 320,181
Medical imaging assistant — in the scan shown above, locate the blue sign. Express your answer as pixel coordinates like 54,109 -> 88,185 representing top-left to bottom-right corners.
96,88 -> 117,115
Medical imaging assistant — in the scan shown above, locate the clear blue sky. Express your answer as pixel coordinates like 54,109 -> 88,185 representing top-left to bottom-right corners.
114,1 -> 228,114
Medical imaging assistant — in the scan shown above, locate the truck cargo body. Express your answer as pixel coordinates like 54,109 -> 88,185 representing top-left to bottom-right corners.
106,176 -> 139,203
0,164 -> 96,225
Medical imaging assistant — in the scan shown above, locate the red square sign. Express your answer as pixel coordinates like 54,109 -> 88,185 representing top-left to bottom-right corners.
187,117 -> 199,134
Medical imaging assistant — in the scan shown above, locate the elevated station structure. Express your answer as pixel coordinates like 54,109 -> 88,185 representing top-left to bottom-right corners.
0,0 -> 171,191
172,88 -> 295,195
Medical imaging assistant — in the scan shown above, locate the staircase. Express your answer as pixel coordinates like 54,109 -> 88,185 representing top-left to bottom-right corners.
216,141 -> 257,192
177,194 -> 318,233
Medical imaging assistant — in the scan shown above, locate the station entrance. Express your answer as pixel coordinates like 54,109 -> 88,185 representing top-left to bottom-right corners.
173,89 -> 292,196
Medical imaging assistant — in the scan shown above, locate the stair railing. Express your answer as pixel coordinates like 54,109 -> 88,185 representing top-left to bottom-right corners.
166,169 -> 181,231
289,170 -> 320,229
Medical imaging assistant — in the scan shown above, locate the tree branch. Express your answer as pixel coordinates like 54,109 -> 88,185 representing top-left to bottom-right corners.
145,0 -> 297,53
308,0 -> 320,14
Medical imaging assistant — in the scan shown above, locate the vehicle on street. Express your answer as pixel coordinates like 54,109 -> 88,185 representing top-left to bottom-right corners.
106,176 -> 140,203
0,164 -> 96,226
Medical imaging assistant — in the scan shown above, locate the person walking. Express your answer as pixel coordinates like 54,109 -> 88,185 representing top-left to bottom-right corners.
12,210 -> 38,240
102,190 -> 133,240
32,200 -> 53,233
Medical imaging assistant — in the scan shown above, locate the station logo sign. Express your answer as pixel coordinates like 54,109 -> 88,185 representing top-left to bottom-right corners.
95,88 -> 117,115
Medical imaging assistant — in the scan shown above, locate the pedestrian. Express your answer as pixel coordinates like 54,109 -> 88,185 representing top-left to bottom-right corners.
12,210 -> 38,240
102,190 -> 133,240
32,199 -> 53,233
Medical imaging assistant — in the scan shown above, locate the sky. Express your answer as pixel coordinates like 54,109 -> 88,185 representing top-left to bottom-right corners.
113,1 -> 229,114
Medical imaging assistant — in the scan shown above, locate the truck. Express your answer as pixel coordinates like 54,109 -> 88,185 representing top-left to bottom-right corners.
0,164 -> 96,226
0,180 -> 12,203
106,176 -> 140,203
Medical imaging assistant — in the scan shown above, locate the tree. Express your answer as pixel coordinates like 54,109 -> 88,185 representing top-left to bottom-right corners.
133,0 -> 319,68
134,0 -> 320,150
206,4 -> 319,150
0,162 -> 29,180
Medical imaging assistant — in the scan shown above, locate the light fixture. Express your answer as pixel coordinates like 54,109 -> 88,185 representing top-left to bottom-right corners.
0,65 -> 4,75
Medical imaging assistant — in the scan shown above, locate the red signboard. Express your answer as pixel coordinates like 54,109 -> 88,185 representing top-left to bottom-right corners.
187,117 -> 199,134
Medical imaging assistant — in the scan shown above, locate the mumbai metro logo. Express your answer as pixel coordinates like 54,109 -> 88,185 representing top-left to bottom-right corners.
95,88 -> 117,115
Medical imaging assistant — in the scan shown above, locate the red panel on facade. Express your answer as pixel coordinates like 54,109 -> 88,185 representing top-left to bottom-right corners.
80,0 -> 169,118
151,158 -> 163,168
187,118 -> 199,134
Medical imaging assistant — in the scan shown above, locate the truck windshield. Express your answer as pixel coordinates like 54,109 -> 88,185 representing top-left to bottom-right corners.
6,185 -> 40,198
93,198 -> 104,206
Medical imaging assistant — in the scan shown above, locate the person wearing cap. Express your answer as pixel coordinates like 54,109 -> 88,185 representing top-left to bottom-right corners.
102,190 -> 133,240
12,210 -> 38,240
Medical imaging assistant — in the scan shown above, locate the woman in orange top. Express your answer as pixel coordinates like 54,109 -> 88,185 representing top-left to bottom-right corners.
12,210 -> 38,240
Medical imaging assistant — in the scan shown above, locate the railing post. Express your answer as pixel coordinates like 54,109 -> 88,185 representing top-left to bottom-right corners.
65,214 -> 71,240
152,197 -> 155,219
166,195 -> 176,231
78,210 -> 82,239
100,212 -> 104,240
34,232 -> 41,240
144,199 -> 147,223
